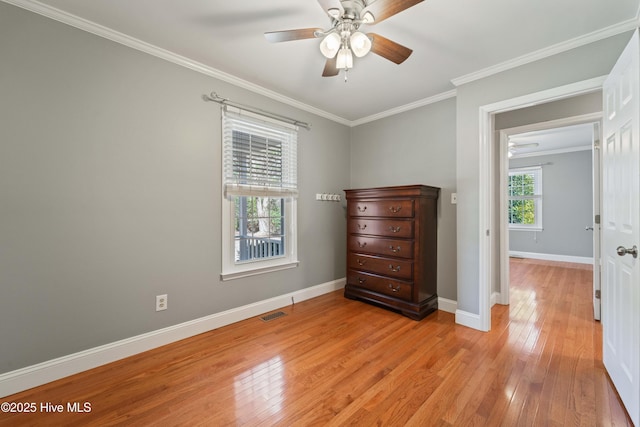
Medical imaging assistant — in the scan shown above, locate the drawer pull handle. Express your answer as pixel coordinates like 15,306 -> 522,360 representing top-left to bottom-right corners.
389,264 -> 400,272
357,205 -> 367,212
358,277 -> 366,284
357,259 -> 366,266
389,206 -> 402,213
388,283 -> 401,292
389,245 -> 401,253
389,226 -> 401,233
357,241 -> 367,248
358,224 -> 367,230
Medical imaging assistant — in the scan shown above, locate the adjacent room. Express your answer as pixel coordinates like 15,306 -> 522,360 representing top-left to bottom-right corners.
1,0 -> 638,424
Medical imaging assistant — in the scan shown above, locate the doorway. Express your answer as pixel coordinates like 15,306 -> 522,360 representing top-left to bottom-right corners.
497,116 -> 602,321
477,76 -> 607,332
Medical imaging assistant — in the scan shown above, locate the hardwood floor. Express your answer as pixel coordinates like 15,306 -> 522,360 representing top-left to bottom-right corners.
0,258 -> 632,426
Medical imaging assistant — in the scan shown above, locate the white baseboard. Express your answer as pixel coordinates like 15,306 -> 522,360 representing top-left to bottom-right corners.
509,251 -> 593,265
437,297 -> 457,314
455,309 -> 486,331
491,292 -> 501,307
0,278 -> 346,398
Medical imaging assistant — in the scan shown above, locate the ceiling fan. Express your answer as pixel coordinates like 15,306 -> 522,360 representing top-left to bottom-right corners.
508,141 -> 539,158
264,0 -> 423,78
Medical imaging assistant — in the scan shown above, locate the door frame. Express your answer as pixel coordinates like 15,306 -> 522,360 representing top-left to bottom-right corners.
478,76 -> 607,330
592,121 -> 602,320
497,113 -> 602,307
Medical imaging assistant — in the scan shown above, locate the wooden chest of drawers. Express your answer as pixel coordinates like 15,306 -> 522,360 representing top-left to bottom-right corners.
344,185 -> 439,320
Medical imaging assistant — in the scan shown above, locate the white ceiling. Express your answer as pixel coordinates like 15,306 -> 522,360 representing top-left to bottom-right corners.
508,123 -> 595,158
9,0 -> 640,124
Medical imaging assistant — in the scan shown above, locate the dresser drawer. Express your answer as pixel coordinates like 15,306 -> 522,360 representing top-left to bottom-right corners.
348,253 -> 413,280
348,270 -> 412,301
348,200 -> 414,218
348,218 -> 414,238
348,236 -> 413,259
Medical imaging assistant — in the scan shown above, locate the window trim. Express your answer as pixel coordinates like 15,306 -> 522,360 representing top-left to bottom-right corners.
220,107 -> 299,281
508,166 -> 543,231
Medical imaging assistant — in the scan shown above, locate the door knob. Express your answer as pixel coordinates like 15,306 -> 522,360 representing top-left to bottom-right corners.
585,226 -> 594,231
616,245 -> 638,258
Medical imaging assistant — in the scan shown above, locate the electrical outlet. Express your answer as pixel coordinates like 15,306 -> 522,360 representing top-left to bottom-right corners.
156,294 -> 167,311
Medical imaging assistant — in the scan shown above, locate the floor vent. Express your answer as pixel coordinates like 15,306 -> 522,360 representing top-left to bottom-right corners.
260,311 -> 287,322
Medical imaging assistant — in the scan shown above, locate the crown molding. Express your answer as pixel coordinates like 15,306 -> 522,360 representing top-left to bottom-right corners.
350,89 -> 457,127
3,0 -> 456,128
5,0 -> 636,128
452,19 -> 638,87
510,144 -> 592,159
1,0 -> 352,127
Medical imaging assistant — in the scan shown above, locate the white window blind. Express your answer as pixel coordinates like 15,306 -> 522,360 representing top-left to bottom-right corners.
223,106 -> 298,199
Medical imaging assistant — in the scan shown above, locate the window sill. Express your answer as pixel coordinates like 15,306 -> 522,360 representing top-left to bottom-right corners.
220,260 -> 299,281
509,226 -> 543,232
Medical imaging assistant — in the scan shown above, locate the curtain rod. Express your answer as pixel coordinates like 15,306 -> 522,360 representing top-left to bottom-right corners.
202,92 -> 311,130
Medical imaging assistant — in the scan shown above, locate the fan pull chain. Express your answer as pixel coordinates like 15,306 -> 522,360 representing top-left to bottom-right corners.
344,69 -> 348,83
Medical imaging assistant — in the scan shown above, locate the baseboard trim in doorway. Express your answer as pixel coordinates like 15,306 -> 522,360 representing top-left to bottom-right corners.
455,309 -> 486,331
437,297 -> 457,314
491,292 -> 502,307
509,251 -> 593,265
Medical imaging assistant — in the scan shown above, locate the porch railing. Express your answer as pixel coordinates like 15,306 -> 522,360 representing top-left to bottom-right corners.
236,237 -> 284,261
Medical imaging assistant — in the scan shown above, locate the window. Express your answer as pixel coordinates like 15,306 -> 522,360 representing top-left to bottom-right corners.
508,167 -> 542,230
221,106 -> 298,280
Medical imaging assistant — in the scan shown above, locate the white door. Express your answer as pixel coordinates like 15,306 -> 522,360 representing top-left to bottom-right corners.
602,29 -> 640,426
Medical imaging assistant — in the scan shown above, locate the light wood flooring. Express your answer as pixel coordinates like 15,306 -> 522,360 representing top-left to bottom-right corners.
0,258 -> 633,426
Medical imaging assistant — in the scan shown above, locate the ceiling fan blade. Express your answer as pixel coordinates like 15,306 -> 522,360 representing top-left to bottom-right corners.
264,28 -> 322,43
361,0 -> 424,24
509,142 -> 539,149
368,33 -> 413,64
316,0 -> 344,18
322,56 -> 339,77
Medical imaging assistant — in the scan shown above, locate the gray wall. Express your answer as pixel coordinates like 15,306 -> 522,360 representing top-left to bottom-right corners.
494,92 -> 602,130
350,98 -> 457,301
0,3 -> 350,373
0,0 -> 632,376
509,151 -> 593,258
455,31 -> 631,316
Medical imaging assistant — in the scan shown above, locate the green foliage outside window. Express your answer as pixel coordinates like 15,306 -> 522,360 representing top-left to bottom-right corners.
508,172 -> 537,226
234,196 -> 283,237
509,199 -> 536,225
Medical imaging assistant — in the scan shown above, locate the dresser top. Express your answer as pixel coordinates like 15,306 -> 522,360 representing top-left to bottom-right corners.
344,185 -> 440,199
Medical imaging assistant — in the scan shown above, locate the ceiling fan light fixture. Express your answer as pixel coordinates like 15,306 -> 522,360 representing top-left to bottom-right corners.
319,32 -> 341,58
264,0 -> 421,78
361,11 -> 375,24
336,47 -> 353,69
327,8 -> 341,19
350,31 -> 371,57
